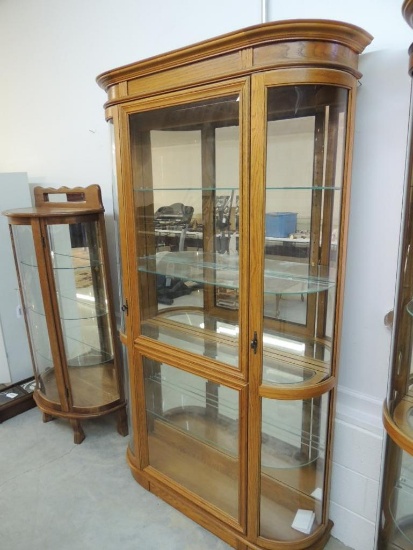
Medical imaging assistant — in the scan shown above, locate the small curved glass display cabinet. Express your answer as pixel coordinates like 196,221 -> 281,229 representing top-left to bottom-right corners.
3,185 -> 128,444
97,20 -> 372,549
378,2 -> 413,547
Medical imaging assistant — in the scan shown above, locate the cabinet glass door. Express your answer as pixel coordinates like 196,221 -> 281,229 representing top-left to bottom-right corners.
143,357 -> 241,519
253,76 -> 350,543
261,83 -> 348,382
46,220 -> 119,408
259,393 -> 329,541
130,91 -> 243,369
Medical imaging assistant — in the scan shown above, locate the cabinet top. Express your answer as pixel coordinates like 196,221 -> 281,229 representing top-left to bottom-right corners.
96,19 -> 372,94
2,185 -> 104,219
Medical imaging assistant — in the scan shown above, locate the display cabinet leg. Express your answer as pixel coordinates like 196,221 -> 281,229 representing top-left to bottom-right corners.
42,412 -> 54,423
70,419 -> 86,444
116,407 -> 128,437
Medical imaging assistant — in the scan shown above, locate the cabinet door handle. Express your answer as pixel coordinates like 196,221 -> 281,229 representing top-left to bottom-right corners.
250,331 -> 258,354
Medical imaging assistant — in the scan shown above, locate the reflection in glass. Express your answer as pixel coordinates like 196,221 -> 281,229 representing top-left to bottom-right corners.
144,359 -> 239,518
260,394 -> 328,541
130,95 -> 241,367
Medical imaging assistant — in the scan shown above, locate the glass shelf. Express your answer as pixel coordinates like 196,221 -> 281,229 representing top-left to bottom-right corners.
136,185 -> 342,192
261,421 -> 323,470
142,314 -> 239,368
136,186 -> 239,192
66,349 -> 113,367
138,252 -> 335,296
262,358 -> 328,386
25,293 -> 109,320
142,308 -> 331,381
19,252 -> 103,271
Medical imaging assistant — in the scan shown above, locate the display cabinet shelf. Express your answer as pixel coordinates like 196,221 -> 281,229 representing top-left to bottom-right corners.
98,19 -> 371,549
26,296 -> 109,320
139,253 -> 335,295
137,185 -> 341,192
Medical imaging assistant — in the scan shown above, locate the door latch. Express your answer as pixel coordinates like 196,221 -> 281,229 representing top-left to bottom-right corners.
250,331 -> 258,354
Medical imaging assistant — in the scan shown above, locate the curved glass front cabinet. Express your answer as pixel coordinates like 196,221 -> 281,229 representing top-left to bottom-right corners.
378,2 -> 413,547
3,185 -> 128,444
99,20 -> 372,550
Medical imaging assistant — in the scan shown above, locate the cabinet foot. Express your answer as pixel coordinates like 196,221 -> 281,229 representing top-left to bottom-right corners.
70,419 -> 85,444
116,407 -> 128,437
42,412 -> 54,423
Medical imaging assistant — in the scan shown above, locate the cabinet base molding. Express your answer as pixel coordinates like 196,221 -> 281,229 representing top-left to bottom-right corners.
34,390 -> 128,444
126,433 -> 333,550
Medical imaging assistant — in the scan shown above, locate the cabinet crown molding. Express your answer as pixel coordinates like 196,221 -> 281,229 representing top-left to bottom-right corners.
96,19 -> 373,92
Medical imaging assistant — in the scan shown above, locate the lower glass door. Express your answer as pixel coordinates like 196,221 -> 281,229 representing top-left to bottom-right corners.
143,357 -> 240,520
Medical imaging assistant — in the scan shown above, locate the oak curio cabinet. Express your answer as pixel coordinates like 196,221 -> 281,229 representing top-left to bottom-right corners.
378,2 -> 413,548
3,185 -> 128,444
97,20 -> 372,549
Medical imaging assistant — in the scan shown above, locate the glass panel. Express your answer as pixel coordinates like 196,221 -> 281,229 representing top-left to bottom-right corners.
144,359 -> 239,518
379,440 -> 413,549
47,221 -> 120,407
11,225 -> 59,403
130,95 -> 241,368
263,85 -> 348,381
260,393 -> 328,541
389,448 -> 413,546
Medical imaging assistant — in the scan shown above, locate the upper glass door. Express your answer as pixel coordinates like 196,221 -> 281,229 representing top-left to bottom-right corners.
251,73 -> 350,386
129,85 -> 247,370
250,70 -> 352,544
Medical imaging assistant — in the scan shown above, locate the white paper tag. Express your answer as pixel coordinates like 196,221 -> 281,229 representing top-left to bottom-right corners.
311,487 -> 323,501
291,509 -> 315,535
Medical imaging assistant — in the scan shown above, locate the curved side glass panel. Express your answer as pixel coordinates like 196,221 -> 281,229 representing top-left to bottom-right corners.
259,392 -> 329,541
378,10 -> 413,545
11,224 -> 59,404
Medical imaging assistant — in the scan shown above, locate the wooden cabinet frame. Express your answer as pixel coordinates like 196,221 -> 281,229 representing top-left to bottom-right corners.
3,186 -> 128,444
98,20 -> 372,550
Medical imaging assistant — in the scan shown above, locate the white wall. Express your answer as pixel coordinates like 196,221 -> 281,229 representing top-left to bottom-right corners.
0,1 -> 411,548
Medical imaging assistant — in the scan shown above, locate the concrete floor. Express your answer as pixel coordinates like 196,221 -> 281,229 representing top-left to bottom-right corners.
1,408 -> 353,550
